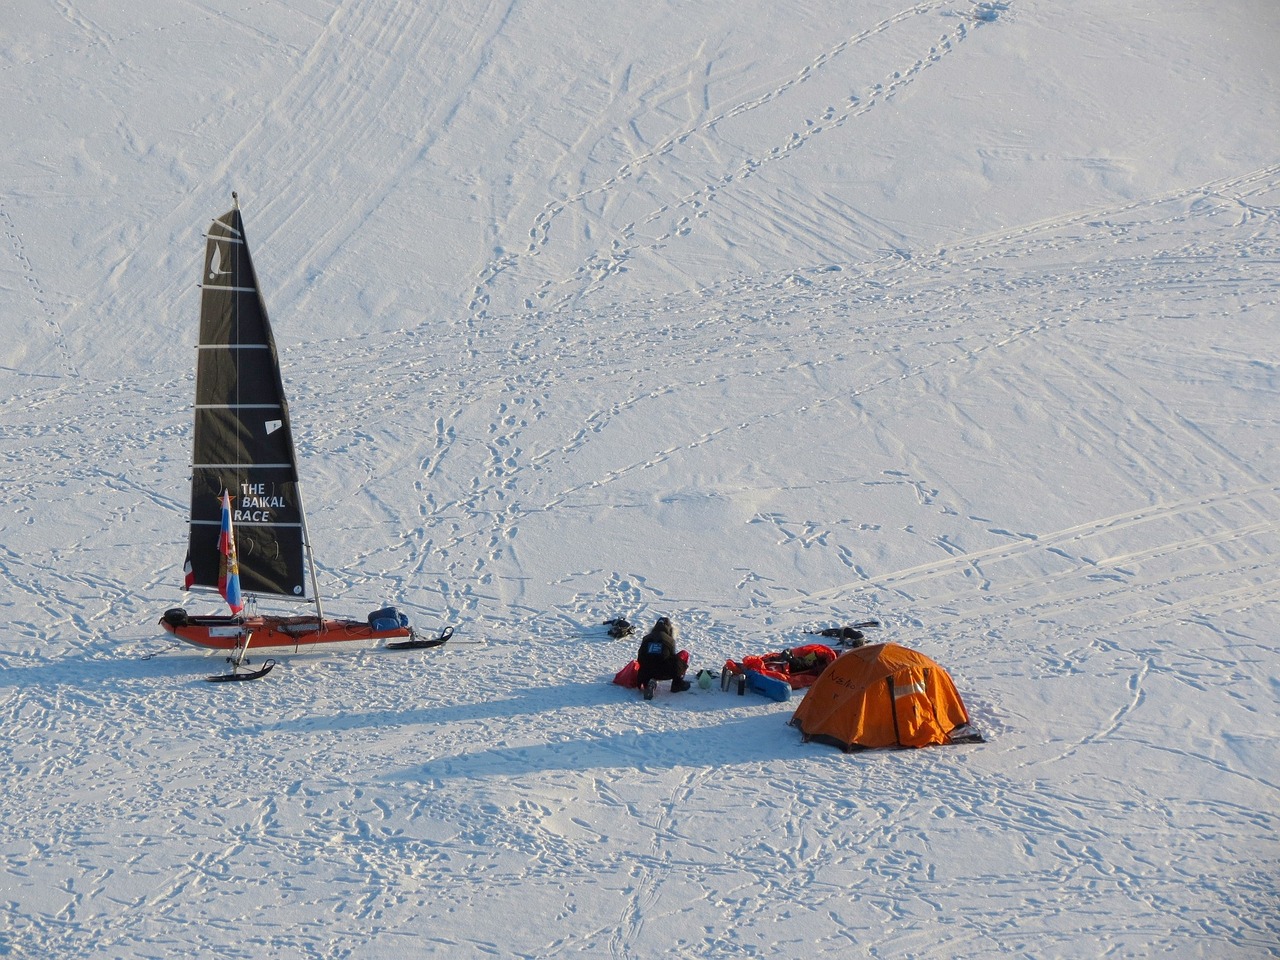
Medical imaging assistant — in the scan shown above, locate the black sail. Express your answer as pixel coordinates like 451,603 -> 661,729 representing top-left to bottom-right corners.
186,205 -> 308,599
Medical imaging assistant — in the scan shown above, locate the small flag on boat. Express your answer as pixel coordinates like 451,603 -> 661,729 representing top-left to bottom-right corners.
217,490 -> 244,614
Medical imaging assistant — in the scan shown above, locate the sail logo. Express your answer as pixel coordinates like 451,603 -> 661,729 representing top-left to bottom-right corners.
238,482 -> 288,523
208,244 -> 233,281
265,419 -> 283,435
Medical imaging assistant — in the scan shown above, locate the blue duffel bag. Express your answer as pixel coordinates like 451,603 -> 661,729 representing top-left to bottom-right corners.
368,606 -> 411,631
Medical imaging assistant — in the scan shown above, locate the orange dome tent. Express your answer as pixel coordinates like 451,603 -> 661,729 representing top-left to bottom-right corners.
789,643 -> 982,751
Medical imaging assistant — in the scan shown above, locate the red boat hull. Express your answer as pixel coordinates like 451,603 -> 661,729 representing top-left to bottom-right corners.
160,611 -> 412,651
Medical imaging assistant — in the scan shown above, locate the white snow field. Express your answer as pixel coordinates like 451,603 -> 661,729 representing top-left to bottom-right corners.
1,0 -> 1278,956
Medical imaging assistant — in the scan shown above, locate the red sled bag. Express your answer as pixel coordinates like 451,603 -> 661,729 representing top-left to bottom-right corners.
613,660 -> 641,688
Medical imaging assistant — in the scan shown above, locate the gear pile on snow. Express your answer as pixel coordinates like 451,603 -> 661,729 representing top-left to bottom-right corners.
604,617 -> 634,638
722,643 -> 838,690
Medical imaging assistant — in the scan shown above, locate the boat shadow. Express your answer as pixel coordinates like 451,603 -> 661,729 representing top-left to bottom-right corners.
234,677 -> 809,774
0,645 -> 208,689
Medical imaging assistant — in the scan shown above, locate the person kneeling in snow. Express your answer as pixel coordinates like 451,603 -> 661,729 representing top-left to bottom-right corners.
636,617 -> 690,699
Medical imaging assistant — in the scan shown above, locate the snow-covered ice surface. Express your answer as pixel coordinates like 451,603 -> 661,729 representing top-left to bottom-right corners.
1,0 -> 1278,956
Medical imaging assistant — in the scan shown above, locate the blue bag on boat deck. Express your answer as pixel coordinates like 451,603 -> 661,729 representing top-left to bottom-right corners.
368,606 -> 410,631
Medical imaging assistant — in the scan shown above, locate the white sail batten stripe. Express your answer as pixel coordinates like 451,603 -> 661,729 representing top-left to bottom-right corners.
195,403 -> 282,409
194,462 -> 293,469
207,234 -> 244,243
191,519 -> 303,528
196,343 -> 270,349
203,284 -> 258,293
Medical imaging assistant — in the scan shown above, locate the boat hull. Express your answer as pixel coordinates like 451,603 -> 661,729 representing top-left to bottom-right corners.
160,610 -> 412,650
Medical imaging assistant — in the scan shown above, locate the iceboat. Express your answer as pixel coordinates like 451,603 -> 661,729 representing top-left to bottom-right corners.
159,195 -> 446,678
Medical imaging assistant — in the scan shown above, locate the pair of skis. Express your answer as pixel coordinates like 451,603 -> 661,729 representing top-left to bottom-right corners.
806,619 -> 880,647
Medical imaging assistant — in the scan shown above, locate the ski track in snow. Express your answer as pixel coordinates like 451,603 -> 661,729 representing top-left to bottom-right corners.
1,0 -> 1279,957
467,0 -> 994,321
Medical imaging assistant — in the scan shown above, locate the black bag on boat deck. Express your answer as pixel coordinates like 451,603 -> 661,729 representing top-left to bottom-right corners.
368,606 -> 410,631
163,607 -> 189,628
